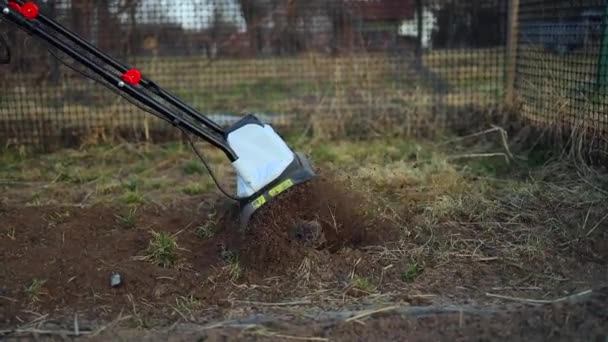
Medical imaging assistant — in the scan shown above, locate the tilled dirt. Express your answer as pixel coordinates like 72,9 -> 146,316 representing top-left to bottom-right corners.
1,172 -> 607,340
0,174 -> 396,326
235,174 -> 392,278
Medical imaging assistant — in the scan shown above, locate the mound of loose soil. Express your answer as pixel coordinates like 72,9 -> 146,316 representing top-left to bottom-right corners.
232,172 -> 394,277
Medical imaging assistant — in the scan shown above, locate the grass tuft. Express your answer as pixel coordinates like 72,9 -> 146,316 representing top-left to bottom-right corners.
141,231 -> 179,268
115,207 -> 138,229
195,223 -> 216,239
124,176 -> 141,192
220,247 -> 242,282
97,180 -> 122,195
182,182 -> 211,196
227,257 -> 242,282
174,295 -> 200,319
182,160 -> 206,175
401,262 -> 424,283
122,191 -> 145,205
195,211 -> 219,239
352,276 -> 376,293
24,279 -> 46,304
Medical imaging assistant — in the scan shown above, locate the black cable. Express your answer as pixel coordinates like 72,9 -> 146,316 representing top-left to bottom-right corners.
47,47 -> 241,202
183,131 -> 240,201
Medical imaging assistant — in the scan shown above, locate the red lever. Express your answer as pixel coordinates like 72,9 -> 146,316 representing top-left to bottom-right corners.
7,2 -> 21,12
120,69 -> 142,85
20,2 -> 39,20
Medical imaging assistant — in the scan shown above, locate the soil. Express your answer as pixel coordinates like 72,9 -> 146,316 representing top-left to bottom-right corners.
1,172 -> 607,340
236,174 -> 393,278
0,174 -> 396,325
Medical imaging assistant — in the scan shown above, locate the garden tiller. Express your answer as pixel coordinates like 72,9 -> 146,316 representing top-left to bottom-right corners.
0,1 -> 316,228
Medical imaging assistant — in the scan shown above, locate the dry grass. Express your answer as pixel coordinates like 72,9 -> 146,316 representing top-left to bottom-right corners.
137,230 -> 180,268
1,50 -> 503,148
24,279 -> 47,305
516,46 -> 608,131
298,132 -> 607,300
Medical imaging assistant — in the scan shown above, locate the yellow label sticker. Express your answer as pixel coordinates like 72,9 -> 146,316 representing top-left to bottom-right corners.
269,179 -> 294,197
251,195 -> 266,209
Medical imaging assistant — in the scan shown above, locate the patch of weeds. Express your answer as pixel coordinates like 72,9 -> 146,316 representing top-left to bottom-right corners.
0,147 -> 28,168
174,295 -> 200,318
195,211 -> 219,239
354,140 -> 415,164
227,257 -> 242,282
182,182 -> 211,196
132,160 -> 151,174
399,140 -> 432,162
220,246 -> 242,281
424,195 -> 465,221
195,223 -> 216,239
24,279 -> 46,304
122,191 -> 144,205
311,144 -> 338,163
159,141 -> 186,155
465,157 -> 511,177
141,230 -> 179,268
127,315 -> 151,330
514,234 -> 546,260
352,276 -> 376,293
26,192 -> 42,207
182,159 -> 206,175
97,180 -> 122,195
145,178 -> 168,190
124,176 -> 141,192
52,163 -> 98,184
115,207 -> 138,229
401,262 -> 424,283
52,163 -> 79,183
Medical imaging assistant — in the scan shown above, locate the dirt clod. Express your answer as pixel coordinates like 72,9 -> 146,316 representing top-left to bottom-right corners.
290,219 -> 325,247
233,172 -> 393,277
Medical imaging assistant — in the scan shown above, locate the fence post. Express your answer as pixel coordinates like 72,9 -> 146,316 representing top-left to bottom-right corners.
597,3 -> 608,90
415,0 -> 423,59
505,0 -> 520,108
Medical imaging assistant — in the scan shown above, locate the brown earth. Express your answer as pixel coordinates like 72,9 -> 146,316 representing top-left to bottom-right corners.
3,289 -> 608,341
237,174 -> 394,278
1,172 -> 607,340
0,174 -> 397,326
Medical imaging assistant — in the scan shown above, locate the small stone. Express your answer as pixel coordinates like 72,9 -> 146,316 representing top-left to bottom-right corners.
110,272 -> 122,288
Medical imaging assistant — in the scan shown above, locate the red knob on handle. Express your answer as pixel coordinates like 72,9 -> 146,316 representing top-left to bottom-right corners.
21,2 -> 39,20
121,69 -> 142,85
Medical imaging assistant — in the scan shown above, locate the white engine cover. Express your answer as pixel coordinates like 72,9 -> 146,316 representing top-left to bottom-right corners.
227,123 -> 294,198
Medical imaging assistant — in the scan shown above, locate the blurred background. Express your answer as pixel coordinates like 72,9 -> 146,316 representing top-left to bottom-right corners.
0,0 -> 606,162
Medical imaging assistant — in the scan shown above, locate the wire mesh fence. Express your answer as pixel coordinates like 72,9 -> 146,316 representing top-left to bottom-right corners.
0,0 -> 510,150
514,0 -> 608,160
